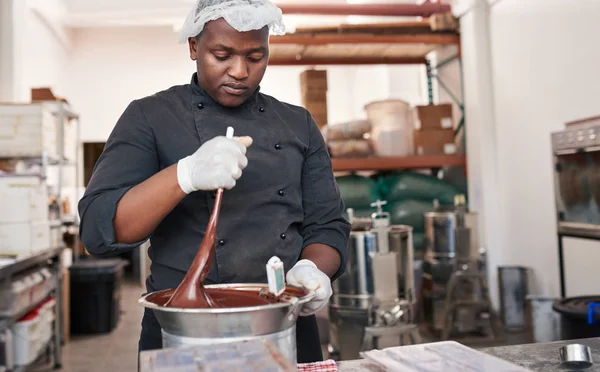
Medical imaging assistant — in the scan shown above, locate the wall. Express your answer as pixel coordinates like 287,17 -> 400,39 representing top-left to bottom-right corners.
64,26 -> 426,142
1,0 -> 70,101
459,0 -> 600,301
9,0 -> 71,102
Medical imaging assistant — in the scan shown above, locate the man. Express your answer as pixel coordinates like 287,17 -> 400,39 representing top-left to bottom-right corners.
78,0 -> 350,363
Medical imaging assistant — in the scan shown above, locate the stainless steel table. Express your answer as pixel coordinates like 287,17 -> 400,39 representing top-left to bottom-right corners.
337,337 -> 600,371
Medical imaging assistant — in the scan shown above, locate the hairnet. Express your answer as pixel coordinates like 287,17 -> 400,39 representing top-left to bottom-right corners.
178,0 -> 286,43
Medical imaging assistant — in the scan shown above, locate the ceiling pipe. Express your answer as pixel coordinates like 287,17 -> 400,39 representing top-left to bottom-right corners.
277,3 -> 452,17
268,56 -> 428,66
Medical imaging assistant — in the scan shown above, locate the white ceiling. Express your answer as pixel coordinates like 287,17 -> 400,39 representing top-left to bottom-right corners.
60,0 -> 420,29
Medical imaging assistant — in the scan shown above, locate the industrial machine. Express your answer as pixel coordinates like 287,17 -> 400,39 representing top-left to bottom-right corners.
551,120 -> 600,297
421,195 -> 497,342
328,201 -> 420,361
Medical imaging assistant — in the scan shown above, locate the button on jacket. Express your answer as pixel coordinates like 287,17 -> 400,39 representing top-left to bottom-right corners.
78,74 -> 350,293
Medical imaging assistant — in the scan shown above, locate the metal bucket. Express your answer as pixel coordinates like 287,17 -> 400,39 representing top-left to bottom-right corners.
139,283 -> 315,366
527,296 -> 561,343
332,231 -> 377,309
424,211 -> 479,260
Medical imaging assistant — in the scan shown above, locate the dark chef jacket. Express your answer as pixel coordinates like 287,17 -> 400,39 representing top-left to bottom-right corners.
78,73 -> 350,294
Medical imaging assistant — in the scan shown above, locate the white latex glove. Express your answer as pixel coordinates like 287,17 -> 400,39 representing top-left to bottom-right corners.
177,135 -> 253,194
286,259 -> 332,316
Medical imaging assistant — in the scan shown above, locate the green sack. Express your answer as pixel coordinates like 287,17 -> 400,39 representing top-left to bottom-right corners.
336,174 -> 381,209
379,172 -> 462,205
385,199 -> 435,232
413,232 -> 425,253
343,207 -> 375,219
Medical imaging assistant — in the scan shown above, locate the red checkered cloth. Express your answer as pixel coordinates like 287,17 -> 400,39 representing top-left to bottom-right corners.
297,359 -> 338,372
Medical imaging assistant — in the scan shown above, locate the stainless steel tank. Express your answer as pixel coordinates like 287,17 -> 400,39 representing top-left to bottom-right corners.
139,283 -> 315,366
329,225 -> 415,360
424,211 -> 479,260
422,209 -> 481,332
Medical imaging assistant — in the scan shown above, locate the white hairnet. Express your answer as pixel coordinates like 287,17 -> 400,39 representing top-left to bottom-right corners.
178,0 -> 287,43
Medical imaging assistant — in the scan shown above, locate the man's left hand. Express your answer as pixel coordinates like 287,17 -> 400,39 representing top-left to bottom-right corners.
286,259 -> 332,316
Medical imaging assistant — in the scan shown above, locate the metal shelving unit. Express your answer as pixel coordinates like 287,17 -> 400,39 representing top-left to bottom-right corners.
0,100 -> 82,259
0,246 -> 64,370
0,99 -> 81,370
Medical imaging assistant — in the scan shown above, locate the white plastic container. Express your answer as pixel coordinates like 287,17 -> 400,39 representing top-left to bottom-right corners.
0,279 -> 28,317
0,103 -> 58,159
38,299 -> 55,345
29,273 -> 45,305
0,221 -> 50,256
0,177 -> 49,224
39,268 -> 54,296
374,128 -> 414,157
12,311 -> 41,366
364,99 -> 414,156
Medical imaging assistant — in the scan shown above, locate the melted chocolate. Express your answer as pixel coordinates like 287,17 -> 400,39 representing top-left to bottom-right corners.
151,288 -> 275,308
149,287 -> 309,309
164,189 -> 224,308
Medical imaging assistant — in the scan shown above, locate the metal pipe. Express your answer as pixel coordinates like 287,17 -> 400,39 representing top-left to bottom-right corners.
269,56 -> 427,66
277,3 -> 452,17
270,34 -> 460,45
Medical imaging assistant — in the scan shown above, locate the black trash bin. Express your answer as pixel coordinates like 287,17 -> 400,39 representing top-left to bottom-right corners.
553,296 -> 600,340
69,258 -> 127,334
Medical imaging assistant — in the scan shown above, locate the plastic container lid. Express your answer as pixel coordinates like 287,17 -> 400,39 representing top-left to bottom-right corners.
31,273 -> 43,286
12,279 -> 26,294
22,275 -> 35,289
39,268 -> 52,280
553,296 -> 600,319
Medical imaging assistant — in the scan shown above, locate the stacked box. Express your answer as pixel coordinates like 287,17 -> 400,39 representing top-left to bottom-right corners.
300,69 -> 328,128
0,176 -> 50,256
413,104 -> 456,155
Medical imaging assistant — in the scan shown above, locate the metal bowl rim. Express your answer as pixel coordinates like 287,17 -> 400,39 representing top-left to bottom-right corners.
138,283 -> 316,314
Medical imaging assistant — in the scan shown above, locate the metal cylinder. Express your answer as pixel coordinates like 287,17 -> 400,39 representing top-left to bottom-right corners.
424,211 -> 479,259
559,344 -> 593,368
388,225 -> 415,306
332,231 -> 377,309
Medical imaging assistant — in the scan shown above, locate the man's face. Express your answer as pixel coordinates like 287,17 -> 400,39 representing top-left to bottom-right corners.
189,18 -> 269,108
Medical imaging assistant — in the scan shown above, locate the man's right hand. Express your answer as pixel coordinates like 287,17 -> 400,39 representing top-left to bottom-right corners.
177,135 -> 253,194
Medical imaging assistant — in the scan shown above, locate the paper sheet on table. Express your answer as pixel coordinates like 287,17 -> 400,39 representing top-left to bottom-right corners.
361,341 -> 534,372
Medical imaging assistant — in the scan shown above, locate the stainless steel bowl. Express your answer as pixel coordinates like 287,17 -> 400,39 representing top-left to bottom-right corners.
139,283 -> 315,338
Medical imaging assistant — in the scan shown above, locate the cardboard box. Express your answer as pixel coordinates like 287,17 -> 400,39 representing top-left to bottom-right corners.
565,115 -> 600,129
0,176 -> 49,223
300,69 -> 328,91
302,89 -> 327,103
414,129 -> 456,155
414,104 -> 454,130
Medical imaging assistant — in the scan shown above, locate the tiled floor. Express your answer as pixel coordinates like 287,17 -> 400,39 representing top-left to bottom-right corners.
35,280 -> 145,372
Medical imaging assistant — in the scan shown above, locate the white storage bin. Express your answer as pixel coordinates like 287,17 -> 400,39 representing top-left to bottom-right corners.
0,104 -> 58,159
0,177 -> 48,224
29,273 -> 45,305
0,279 -> 28,317
49,227 -> 63,249
374,127 -> 414,157
0,221 -> 50,256
39,268 -> 54,296
39,298 -> 55,344
12,311 -> 41,366
364,99 -> 414,156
